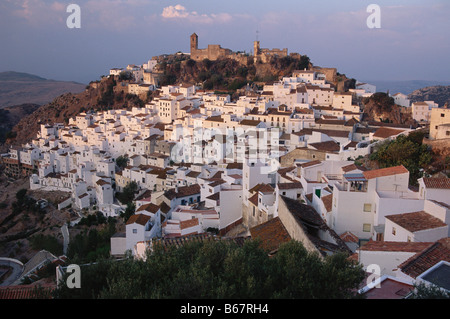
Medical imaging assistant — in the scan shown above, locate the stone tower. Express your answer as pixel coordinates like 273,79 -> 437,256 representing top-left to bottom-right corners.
190,33 -> 198,54
253,41 -> 260,56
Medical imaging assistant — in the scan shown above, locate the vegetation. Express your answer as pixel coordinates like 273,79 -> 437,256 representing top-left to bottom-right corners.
67,219 -> 117,264
155,54 -> 311,92
370,131 -> 433,185
29,234 -> 63,256
115,155 -> 129,170
120,202 -> 136,223
408,282 -> 450,299
115,181 -> 138,204
77,211 -> 112,227
55,240 -> 365,299
363,92 -> 395,113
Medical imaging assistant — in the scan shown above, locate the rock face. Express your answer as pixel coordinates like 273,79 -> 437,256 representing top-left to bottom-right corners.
362,92 -> 415,125
408,85 -> 450,107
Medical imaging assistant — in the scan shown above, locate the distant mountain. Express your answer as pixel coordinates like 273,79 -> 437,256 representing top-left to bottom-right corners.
362,80 -> 450,96
408,86 -> 450,107
0,71 -> 86,108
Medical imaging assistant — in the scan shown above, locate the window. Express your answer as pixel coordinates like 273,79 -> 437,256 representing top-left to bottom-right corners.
392,227 -> 396,235
363,203 -> 372,212
407,236 -> 412,242
363,224 -> 371,232
441,113 -> 445,117
133,229 -> 137,234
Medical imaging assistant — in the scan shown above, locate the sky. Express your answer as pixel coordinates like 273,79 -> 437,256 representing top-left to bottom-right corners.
0,0 -> 449,84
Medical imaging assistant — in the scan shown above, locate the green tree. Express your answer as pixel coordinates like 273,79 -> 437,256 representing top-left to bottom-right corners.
115,155 -> 129,170
370,133 -> 433,185
408,282 -> 450,299
56,240 -> 365,299
116,181 -> 138,204
120,202 -> 136,223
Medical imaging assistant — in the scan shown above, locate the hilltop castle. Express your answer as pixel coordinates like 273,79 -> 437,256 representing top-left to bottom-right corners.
189,33 -> 289,65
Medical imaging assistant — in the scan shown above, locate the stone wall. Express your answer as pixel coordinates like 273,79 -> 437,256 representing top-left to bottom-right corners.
277,196 -> 323,256
280,148 -> 328,167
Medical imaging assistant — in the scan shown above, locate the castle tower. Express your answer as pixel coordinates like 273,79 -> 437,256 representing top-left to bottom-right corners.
253,41 -> 260,56
190,33 -> 198,54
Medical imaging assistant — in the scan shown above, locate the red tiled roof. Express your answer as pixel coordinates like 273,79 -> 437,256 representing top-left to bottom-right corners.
249,217 -> 291,253
277,182 -> 303,190
340,231 -> 359,243
358,241 -> 433,253
363,278 -> 413,299
0,284 -> 55,299
321,194 -> 333,212
363,165 -> 409,180
308,140 -> 340,152
422,177 -> 450,189
248,193 -> 259,207
164,184 -> 201,200
136,203 -> 160,214
126,214 -> 151,226
385,211 -> 447,232
180,218 -> 199,230
399,238 -> 450,279
298,160 -> 322,168
249,183 -> 274,194
373,127 -> 405,138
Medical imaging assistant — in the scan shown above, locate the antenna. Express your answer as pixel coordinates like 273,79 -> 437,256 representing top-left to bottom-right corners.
256,29 -> 259,42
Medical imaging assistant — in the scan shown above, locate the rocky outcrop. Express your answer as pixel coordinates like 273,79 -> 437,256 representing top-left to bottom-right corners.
408,85 -> 450,107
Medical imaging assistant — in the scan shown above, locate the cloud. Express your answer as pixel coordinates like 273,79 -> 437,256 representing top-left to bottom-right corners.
161,4 -> 233,24
6,0 -> 66,26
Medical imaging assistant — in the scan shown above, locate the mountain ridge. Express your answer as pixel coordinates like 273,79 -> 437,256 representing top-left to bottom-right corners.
0,71 -> 86,108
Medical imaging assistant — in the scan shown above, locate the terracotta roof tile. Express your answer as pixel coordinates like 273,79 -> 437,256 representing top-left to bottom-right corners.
0,284 -> 55,299
250,217 -> 291,253
308,140 -> 340,152
164,184 -> 201,200
386,211 -> 447,232
277,182 -> 303,190
136,203 -> 160,214
422,177 -> 450,189
321,194 -> 333,212
399,238 -> 450,278
363,165 -> 409,180
358,241 -> 433,252
340,231 -> 359,243
373,127 -> 405,138
126,214 -> 151,226
180,218 -> 199,230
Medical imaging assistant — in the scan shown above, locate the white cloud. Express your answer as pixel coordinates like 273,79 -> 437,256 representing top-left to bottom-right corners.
161,4 -> 233,24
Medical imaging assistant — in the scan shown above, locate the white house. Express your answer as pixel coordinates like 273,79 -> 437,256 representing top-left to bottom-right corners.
418,177 -> 450,206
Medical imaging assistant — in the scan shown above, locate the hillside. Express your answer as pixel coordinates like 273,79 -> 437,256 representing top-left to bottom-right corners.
362,92 -> 415,125
153,53 -> 354,93
363,80 -> 450,96
408,85 -> 450,107
0,104 -> 41,151
0,71 -> 86,108
4,54 -> 357,148
5,76 -> 148,147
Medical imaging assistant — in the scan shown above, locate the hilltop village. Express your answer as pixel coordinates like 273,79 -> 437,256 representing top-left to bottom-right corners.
1,34 -> 449,298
